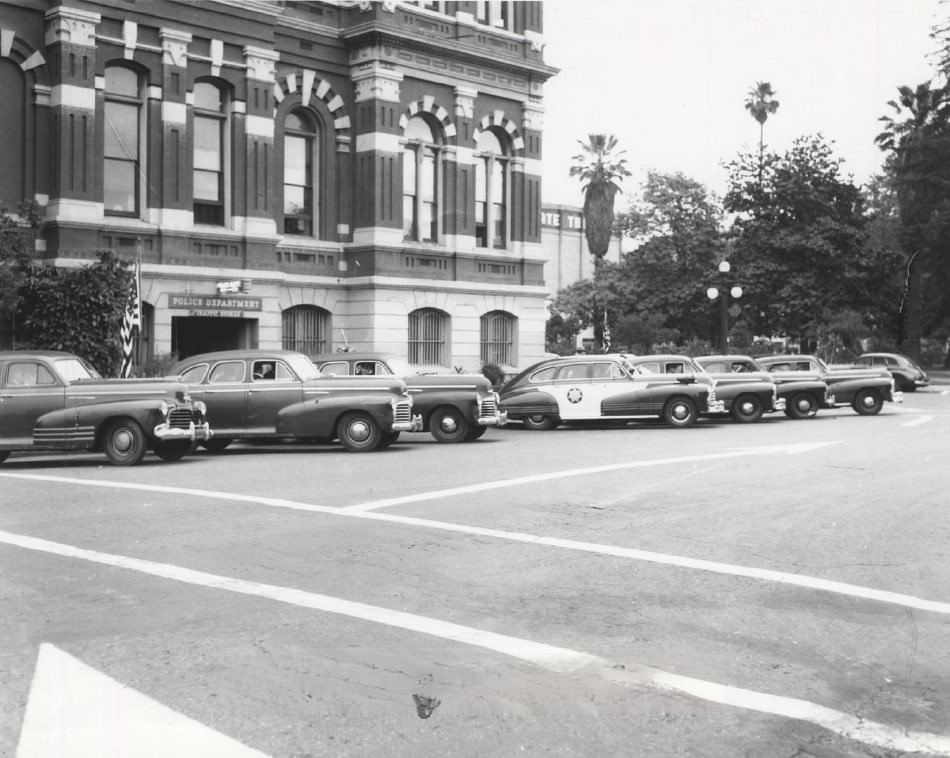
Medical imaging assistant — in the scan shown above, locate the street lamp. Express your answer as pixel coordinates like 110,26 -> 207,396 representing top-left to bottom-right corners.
705,260 -> 743,353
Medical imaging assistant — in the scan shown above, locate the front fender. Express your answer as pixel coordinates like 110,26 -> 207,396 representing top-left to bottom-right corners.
499,389 -> 559,419
276,395 -> 395,438
38,400 -> 164,437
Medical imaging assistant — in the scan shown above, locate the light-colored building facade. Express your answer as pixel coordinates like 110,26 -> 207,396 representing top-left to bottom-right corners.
0,0 -> 556,371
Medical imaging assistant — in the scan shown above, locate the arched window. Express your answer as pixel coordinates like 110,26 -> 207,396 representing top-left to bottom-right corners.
282,305 -> 330,355
0,60 -> 26,208
408,308 -> 449,366
283,109 -> 318,236
103,65 -> 143,216
480,310 -> 517,365
193,81 -> 228,225
403,115 -> 440,242
475,129 -> 508,249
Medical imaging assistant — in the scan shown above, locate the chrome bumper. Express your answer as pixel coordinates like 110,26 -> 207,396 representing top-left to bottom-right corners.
773,398 -> 787,412
892,390 -> 904,404
154,421 -> 212,441
824,394 -> 837,407
478,410 -> 508,427
708,400 -> 726,413
393,414 -> 424,433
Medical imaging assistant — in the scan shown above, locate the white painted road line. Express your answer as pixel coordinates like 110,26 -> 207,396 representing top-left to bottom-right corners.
902,415 -> 935,428
343,441 -> 842,513
1,528 -> 948,757
3,466 -> 950,617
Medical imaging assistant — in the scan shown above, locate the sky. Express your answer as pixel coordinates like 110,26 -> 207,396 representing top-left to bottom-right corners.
540,0 -> 946,208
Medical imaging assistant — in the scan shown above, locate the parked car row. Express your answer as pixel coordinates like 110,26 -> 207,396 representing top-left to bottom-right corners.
0,347 -> 915,466
497,351 -> 905,431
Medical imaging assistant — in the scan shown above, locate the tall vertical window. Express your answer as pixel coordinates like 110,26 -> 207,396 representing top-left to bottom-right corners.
104,66 -> 142,216
408,308 -> 449,366
402,116 -> 439,242
193,82 -> 226,225
284,110 -> 317,236
475,129 -> 508,249
480,310 -> 517,366
282,305 -> 330,354
475,1 -> 489,24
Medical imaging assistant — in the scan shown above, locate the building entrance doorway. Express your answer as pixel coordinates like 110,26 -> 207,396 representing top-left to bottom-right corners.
172,317 -> 258,359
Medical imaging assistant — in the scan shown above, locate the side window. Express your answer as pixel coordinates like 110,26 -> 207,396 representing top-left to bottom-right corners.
275,362 -> 294,380
556,364 -> 589,381
320,361 -> 350,376
768,362 -> 790,372
375,362 -> 393,375
703,362 -> 727,373
354,361 -> 377,376
591,362 -> 621,379
209,361 -> 246,383
855,356 -> 871,366
638,362 -> 660,374
530,366 -> 558,383
884,357 -> 899,367
252,361 -> 276,381
798,362 -> 814,372
664,362 -> 686,374
7,362 -> 56,387
179,363 -> 209,384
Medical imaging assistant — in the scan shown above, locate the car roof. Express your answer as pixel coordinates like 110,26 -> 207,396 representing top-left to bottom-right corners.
694,354 -> 757,362
757,354 -> 816,362
311,352 -> 400,362
175,350 -> 307,363
0,350 -> 78,359
860,352 -> 901,358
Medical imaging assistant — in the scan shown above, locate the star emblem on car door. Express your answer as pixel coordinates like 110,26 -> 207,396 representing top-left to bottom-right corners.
567,387 -> 583,404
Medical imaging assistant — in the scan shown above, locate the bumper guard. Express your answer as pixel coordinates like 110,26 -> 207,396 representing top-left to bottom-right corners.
154,421 -> 212,441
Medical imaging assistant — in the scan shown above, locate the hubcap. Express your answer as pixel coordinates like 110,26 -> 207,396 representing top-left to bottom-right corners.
440,416 -> 458,433
740,401 -> 755,415
113,429 -> 134,453
863,395 -> 875,407
673,403 -> 689,420
348,420 -> 371,442
797,398 -> 811,411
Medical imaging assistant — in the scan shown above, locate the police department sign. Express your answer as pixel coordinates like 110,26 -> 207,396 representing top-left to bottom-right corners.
567,387 -> 583,404
168,293 -> 262,316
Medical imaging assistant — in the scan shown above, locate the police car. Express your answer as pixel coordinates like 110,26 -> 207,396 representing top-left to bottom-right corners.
499,354 -> 723,429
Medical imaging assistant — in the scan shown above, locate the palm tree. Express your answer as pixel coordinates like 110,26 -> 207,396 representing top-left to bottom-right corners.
876,81 -> 950,361
570,134 -> 630,351
744,81 -> 780,184
570,134 -> 631,260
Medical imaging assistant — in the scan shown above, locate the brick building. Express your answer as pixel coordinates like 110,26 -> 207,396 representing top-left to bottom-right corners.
0,0 -> 555,370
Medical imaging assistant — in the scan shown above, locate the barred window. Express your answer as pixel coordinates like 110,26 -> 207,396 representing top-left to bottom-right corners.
408,308 -> 449,366
480,310 -> 517,366
282,305 -> 330,356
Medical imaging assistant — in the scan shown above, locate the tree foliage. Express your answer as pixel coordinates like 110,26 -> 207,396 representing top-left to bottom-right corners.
15,250 -> 134,376
0,203 -> 37,326
570,133 -> 631,259
724,134 -> 886,346
744,81 -> 780,183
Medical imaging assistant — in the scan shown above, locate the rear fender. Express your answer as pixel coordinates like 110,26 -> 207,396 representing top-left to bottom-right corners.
276,395 -> 395,437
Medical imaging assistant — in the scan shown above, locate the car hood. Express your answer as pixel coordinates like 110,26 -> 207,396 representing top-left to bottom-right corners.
700,371 -> 774,385
825,366 -> 891,380
307,376 -> 408,394
402,373 -> 493,392
68,377 -> 193,401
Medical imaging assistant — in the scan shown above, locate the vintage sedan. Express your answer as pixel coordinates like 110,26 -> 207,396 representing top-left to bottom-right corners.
172,350 -> 420,452
499,354 -> 724,429
312,352 -> 506,443
854,352 -> 930,392
0,350 -> 210,466
756,354 -> 901,415
694,354 -> 830,420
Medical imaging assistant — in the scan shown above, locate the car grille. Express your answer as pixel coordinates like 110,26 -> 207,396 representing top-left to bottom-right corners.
393,401 -> 413,425
480,396 -> 499,416
168,408 -> 199,429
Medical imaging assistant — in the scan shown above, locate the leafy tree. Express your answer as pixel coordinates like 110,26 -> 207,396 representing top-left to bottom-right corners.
16,250 -> 134,376
876,81 -> 950,360
744,81 -> 780,184
724,134 -> 879,348
617,172 -> 724,345
570,134 -> 631,260
0,204 -> 38,344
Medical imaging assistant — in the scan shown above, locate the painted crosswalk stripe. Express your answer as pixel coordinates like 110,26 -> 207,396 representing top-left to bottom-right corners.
902,414 -> 935,428
1,528 -> 948,756
2,467 -> 950,616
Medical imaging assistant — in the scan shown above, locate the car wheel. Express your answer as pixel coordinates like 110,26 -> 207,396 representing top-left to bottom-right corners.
852,388 -> 883,415
464,425 -> 488,441
338,412 -> 383,452
663,396 -> 697,428
152,440 -> 193,461
379,431 -> 400,448
202,438 -> 233,453
0,451 -> 9,465
787,392 -> 818,419
731,394 -> 764,423
522,413 -> 559,431
102,418 -> 148,466
429,407 -> 470,443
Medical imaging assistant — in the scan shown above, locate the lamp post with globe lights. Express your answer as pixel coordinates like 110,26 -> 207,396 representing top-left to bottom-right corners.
706,260 -> 743,353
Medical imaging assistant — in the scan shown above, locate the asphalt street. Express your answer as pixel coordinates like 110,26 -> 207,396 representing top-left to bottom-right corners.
1,388 -> 949,757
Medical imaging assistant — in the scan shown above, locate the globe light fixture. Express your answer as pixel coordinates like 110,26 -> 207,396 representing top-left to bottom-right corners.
706,287 -> 719,300
718,260 -> 731,274
706,261 -> 743,353
730,286 -> 743,299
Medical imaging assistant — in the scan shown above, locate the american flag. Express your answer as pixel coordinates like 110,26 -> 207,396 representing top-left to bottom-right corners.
119,261 -> 141,378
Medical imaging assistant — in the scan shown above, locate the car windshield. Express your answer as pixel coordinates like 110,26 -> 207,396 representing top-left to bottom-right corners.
54,358 -> 100,382
286,354 -> 320,381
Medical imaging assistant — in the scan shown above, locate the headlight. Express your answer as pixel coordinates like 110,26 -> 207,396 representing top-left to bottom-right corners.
159,400 -> 170,417
195,400 -> 207,415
